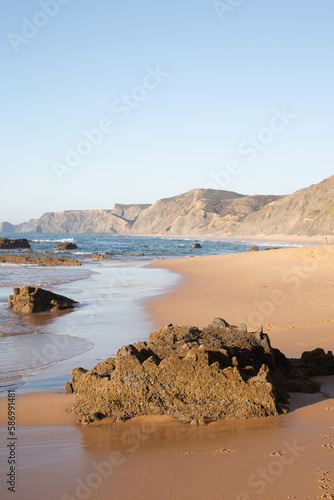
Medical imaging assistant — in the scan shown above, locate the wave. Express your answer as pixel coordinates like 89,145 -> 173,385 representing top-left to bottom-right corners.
31,238 -> 76,243
0,333 -> 93,391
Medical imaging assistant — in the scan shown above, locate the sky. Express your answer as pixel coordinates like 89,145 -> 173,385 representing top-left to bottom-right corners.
1,0 -> 334,224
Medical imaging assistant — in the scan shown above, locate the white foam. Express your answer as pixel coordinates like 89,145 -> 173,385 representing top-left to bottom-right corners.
31,238 -> 76,243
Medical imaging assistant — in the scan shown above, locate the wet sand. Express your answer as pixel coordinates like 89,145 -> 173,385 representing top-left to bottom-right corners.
1,246 -> 334,499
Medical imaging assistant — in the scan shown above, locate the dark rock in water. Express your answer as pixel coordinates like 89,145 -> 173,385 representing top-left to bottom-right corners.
192,243 -> 202,248
91,253 -> 113,260
66,320 -> 321,424
247,246 -> 259,252
8,286 -> 78,314
299,348 -> 334,376
0,237 -> 30,249
56,242 -> 78,250
0,254 -> 82,266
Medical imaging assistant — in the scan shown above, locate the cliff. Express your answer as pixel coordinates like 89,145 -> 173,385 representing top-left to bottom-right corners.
233,175 -> 334,236
11,204 -> 150,235
0,190 -> 280,236
131,189 -> 279,235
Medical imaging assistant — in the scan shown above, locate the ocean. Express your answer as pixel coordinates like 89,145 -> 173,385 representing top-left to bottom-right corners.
0,233 -> 297,392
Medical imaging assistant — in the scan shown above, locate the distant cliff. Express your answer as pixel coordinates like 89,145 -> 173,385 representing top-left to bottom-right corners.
233,175 -> 334,236
11,204 -> 150,235
0,190 -> 280,236
0,222 -> 15,232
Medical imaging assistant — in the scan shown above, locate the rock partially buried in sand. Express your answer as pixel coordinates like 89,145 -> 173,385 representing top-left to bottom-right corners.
56,242 -> 78,250
8,286 -> 78,314
66,319 -> 320,424
0,237 -> 31,249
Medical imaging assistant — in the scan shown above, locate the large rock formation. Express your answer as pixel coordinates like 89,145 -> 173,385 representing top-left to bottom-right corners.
65,319 -> 320,425
0,237 -> 30,249
8,286 -> 78,313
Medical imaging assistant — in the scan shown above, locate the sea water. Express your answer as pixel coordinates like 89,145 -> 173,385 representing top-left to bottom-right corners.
0,234 -> 296,391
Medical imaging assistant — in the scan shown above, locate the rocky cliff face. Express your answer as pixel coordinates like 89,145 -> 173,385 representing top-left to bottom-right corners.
11,204 -> 150,235
1,189 -> 279,236
131,189 -> 279,235
0,222 -> 15,232
233,175 -> 334,236
2,177 -> 334,237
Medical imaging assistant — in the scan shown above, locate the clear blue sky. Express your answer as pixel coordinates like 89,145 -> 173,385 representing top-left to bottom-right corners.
1,0 -> 333,223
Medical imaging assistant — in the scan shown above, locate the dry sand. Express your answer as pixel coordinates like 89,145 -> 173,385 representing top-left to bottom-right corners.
147,244 -> 334,358
1,245 -> 334,500
227,233 -> 333,245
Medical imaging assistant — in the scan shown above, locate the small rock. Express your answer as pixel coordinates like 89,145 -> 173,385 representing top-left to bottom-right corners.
192,243 -> 202,248
56,242 -> 78,250
247,246 -> 259,252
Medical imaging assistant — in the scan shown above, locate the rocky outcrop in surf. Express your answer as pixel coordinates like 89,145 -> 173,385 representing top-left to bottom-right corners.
8,286 -> 78,314
0,254 -> 83,266
56,242 -> 78,250
0,237 -> 30,249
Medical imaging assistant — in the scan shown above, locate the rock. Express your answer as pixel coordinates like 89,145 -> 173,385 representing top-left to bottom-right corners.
91,253 -> 112,260
209,317 -> 230,329
247,246 -> 259,252
0,237 -> 30,249
56,242 -> 78,250
8,286 -> 78,314
192,243 -> 202,248
135,253 -> 144,256
0,255 -> 82,266
66,320 -> 321,425
65,367 -> 88,393
299,348 -> 334,376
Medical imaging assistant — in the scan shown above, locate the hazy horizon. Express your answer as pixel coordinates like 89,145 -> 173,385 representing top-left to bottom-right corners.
1,1 -> 334,224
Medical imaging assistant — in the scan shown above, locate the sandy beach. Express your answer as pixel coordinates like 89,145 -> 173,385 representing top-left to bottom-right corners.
1,245 -> 334,499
